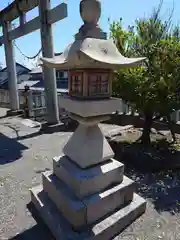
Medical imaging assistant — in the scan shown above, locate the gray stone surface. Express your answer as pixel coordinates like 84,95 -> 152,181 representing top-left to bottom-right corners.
99,124 -> 133,138
53,155 -> 124,198
58,97 -> 121,118
63,124 -> 114,168
42,171 -> 135,228
21,119 -> 41,128
31,185 -> 146,240
42,171 -> 86,229
84,176 -> 135,224
1,112 -> 179,240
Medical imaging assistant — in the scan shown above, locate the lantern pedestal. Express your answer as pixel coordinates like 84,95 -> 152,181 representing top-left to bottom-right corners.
30,97 -> 146,239
57,96 -> 121,117
63,124 -> 114,168
62,97 -> 119,168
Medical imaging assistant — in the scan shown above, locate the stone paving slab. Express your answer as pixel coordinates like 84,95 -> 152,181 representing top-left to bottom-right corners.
99,124 -> 133,138
21,119 -> 41,128
0,107 -> 9,117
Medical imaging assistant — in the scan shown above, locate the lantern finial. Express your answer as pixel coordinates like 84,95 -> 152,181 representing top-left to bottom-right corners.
80,0 -> 101,25
76,0 -> 106,40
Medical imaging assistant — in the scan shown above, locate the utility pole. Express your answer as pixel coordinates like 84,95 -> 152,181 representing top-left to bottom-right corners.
3,21 -> 19,111
39,0 -> 59,124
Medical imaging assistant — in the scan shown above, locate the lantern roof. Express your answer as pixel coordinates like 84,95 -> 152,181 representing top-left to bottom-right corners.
41,38 -> 145,69
40,0 -> 146,70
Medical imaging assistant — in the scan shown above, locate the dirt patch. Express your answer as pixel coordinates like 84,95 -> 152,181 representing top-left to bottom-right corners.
110,126 -> 180,172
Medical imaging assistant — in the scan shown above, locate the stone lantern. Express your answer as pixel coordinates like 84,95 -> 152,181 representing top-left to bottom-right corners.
30,1 -> 146,239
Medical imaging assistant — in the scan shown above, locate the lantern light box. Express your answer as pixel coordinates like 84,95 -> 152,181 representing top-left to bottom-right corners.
68,69 -> 113,99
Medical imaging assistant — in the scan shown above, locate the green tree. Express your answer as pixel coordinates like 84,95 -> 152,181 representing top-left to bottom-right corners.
110,3 -> 180,144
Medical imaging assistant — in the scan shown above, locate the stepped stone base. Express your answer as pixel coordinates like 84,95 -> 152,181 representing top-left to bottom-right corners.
42,171 -> 135,229
53,156 -> 124,198
31,185 -> 146,240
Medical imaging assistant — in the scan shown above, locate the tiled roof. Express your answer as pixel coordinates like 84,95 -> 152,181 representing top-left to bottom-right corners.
31,78 -> 68,90
0,63 -> 30,86
0,78 -> 68,93
18,81 -> 39,90
0,62 -> 30,73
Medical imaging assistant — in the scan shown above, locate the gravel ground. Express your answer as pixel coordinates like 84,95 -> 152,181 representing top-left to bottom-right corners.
0,109 -> 180,239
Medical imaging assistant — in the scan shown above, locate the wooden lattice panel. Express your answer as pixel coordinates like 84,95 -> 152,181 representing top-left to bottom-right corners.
69,71 -> 83,96
88,72 -> 109,97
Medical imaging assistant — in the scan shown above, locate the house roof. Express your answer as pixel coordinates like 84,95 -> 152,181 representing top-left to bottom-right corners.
21,78 -> 68,93
30,53 -> 63,74
0,62 -> 30,73
0,59 -> 68,93
29,87 -> 68,93
31,78 -> 68,90
0,62 -> 31,86
17,81 -> 40,90
0,78 -> 68,93
30,67 -> 43,74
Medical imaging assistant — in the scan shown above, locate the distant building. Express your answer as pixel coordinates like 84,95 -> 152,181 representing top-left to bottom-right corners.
0,58 -> 68,110
0,62 -> 30,89
28,66 -> 68,94
27,51 -> 68,93
0,61 -> 68,94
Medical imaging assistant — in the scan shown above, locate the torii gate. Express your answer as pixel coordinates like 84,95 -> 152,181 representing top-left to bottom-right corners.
0,0 -> 68,124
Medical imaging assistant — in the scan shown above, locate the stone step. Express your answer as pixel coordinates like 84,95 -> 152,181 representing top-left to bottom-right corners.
42,171 -> 135,229
53,155 -> 124,199
30,185 -> 146,240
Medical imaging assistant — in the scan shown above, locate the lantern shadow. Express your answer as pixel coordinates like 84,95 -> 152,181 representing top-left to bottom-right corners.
110,139 -> 180,215
25,190 -> 129,240
17,121 -> 78,141
0,132 -> 28,165
9,203 -> 53,240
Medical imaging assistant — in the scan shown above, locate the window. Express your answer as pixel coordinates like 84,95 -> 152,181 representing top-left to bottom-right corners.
64,72 -> 68,78
56,71 -> 68,79
56,71 -> 63,78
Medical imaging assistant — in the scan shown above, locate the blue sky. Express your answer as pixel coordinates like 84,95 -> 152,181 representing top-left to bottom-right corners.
0,0 -> 179,69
